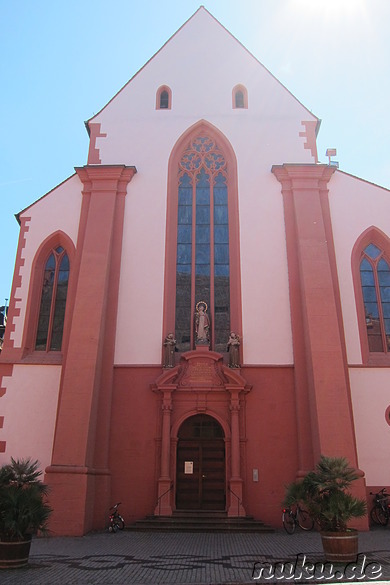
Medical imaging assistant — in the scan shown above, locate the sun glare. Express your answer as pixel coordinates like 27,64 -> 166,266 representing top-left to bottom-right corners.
291,0 -> 368,20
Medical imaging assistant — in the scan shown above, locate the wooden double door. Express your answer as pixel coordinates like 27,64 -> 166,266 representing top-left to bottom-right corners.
176,415 -> 226,510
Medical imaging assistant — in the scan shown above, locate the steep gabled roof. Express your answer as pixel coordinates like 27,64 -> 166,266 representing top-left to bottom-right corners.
86,6 -> 319,134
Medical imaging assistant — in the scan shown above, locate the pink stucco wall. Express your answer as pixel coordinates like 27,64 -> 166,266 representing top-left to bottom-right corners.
12,175 -> 82,348
0,364 -> 61,473
349,368 -> 390,485
328,171 -> 390,485
329,171 -> 390,364
89,9 -> 315,365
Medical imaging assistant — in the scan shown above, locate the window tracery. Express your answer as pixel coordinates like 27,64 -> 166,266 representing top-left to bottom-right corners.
360,243 -> 390,354
35,246 -> 69,351
175,136 -> 230,352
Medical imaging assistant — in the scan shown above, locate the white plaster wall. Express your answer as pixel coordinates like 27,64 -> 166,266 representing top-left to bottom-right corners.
94,9 -> 314,364
349,368 -> 390,485
328,171 -> 390,364
0,364 -> 61,473
12,175 -> 82,347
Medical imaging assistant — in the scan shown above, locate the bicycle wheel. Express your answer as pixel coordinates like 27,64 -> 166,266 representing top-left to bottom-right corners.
370,505 -> 389,526
114,517 -> 125,531
297,508 -> 314,531
282,510 -> 296,534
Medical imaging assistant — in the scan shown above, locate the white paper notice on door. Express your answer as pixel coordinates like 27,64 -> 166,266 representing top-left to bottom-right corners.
184,461 -> 193,474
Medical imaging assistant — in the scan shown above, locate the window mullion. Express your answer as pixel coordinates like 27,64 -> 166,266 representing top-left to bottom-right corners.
210,174 -> 215,350
190,175 -> 196,349
46,253 -> 60,351
374,258 -> 387,353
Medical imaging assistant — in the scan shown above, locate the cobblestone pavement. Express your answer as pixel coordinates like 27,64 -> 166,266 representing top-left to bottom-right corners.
0,528 -> 389,584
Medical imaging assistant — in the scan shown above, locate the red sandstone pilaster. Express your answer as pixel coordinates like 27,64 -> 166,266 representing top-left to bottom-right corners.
228,388 -> 246,516
272,164 -> 368,529
45,165 -> 136,536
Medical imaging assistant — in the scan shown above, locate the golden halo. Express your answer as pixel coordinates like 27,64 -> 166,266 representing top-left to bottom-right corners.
196,300 -> 208,312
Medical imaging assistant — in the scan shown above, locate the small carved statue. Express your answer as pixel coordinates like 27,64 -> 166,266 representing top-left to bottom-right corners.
195,301 -> 210,345
163,333 -> 176,368
227,332 -> 240,368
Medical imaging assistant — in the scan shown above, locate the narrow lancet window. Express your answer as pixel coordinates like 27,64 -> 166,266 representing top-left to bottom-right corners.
35,246 -> 69,351
360,243 -> 390,353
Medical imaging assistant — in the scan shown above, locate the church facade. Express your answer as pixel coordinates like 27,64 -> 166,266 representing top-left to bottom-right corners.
1,7 -> 389,535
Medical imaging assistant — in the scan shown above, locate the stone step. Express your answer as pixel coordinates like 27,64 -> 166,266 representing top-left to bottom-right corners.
127,513 -> 274,533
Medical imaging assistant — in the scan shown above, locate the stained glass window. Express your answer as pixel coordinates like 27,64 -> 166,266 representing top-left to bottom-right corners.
35,246 -> 69,351
175,136 -> 230,352
360,244 -> 390,353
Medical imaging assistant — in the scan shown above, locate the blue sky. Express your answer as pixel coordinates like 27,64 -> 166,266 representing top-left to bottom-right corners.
1,0 -> 389,304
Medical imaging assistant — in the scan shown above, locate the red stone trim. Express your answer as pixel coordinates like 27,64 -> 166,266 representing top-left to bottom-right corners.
1,217 -> 30,360
349,363 -> 390,368
299,121 -> 318,162
171,409 -> 231,439
351,226 -> 390,365
163,120 -> 242,353
20,231 -> 76,360
46,165 -> 136,535
271,164 -> 366,481
87,123 -> 107,164
156,85 -> 172,110
232,84 -> 248,109
0,363 -> 14,456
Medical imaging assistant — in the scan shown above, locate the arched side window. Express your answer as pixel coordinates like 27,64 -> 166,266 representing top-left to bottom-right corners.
352,227 -> 390,364
22,231 -> 75,359
35,246 -> 69,351
232,85 -> 248,109
359,244 -> 390,354
156,85 -> 172,110
164,122 -> 242,357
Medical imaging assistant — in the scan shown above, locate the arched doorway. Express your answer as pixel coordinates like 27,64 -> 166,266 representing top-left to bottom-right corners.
176,414 -> 226,510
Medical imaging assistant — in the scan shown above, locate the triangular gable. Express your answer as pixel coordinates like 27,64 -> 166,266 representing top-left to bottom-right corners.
86,6 -> 318,131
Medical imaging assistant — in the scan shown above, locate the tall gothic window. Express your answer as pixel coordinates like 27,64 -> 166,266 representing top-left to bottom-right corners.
35,246 -> 69,351
175,136 -> 230,352
360,243 -> 390,353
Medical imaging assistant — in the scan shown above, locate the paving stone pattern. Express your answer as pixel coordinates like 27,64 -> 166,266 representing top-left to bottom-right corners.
0,528 -> 389,584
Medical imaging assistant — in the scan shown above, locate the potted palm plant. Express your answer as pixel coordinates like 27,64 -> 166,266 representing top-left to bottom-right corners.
284,455 -> 367,562
0,457 -> 52,569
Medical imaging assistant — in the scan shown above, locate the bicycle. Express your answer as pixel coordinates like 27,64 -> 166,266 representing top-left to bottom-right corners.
370,488 -> 390,526
282,504 -> 314,534
108,502 -> 125,532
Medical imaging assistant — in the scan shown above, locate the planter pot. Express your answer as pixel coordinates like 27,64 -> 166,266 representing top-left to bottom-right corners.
321,530 -> 358,563
0,535 -> 32,569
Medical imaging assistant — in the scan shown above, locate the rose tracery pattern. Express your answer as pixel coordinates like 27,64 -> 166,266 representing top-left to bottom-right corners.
179,136 -> 227,179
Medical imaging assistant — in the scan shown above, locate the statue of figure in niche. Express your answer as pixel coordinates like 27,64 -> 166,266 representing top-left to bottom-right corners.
227,332 -> 240,368
163,333 -> 177,368
195,301 -> 210,345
